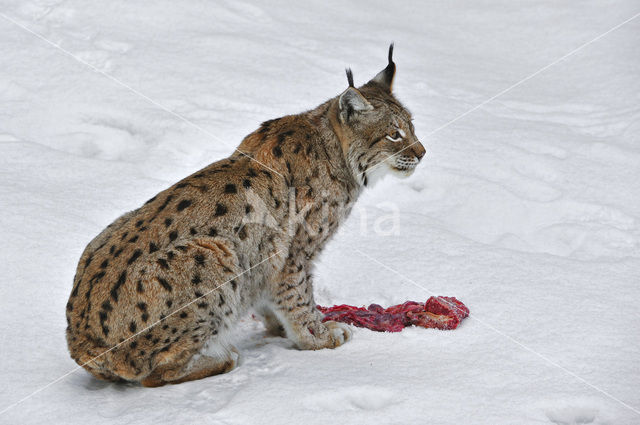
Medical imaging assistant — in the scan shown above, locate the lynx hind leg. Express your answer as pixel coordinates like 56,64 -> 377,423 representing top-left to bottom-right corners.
256,305 -> 286,337
141,346 -> 239,388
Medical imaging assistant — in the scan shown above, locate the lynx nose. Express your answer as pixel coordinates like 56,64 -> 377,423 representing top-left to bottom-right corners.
412,141 -> 426,160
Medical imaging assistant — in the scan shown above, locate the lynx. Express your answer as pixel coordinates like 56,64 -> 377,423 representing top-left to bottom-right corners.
66,45 -> 426,387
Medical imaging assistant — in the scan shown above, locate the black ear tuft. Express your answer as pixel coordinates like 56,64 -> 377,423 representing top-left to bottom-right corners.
369,43 -> 396,92
345,68 -> 354,87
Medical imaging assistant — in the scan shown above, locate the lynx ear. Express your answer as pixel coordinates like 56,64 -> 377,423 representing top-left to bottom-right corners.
339,87 -> 373,123
339,68 -> 373,123
369,43 -> 396,92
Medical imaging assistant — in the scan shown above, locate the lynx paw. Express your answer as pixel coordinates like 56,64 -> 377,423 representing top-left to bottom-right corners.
325,321 -> 352,348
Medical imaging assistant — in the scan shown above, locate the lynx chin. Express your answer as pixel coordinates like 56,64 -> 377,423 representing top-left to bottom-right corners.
66,44 -> 426,387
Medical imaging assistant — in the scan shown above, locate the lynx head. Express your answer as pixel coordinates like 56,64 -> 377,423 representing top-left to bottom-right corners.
333,44 -> 426,187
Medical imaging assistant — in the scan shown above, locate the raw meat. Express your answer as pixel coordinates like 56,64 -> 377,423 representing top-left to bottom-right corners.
317,296 -> 469,332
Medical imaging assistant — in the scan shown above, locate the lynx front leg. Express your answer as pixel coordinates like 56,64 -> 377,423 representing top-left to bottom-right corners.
268,271 -> 351,350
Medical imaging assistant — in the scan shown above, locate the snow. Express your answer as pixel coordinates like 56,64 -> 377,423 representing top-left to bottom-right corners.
1,1 -> 639,424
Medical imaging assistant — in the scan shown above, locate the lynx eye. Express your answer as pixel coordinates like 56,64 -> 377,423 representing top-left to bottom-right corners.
386,129 -> 405,142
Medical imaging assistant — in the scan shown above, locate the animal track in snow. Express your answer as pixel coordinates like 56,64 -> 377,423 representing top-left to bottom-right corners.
17,0 -> 75,25
545,406 -> 599,425
302,386 -> 399,411
0,133 -> 21,143
60,115 -> 159,160
73,50 -> 114,72
93,39 -> 132,54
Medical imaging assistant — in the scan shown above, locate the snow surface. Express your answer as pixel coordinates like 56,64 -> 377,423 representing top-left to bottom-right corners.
1,1 -> 639,424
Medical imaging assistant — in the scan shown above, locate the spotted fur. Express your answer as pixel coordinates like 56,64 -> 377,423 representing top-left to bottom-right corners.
66,45 -> 425,386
